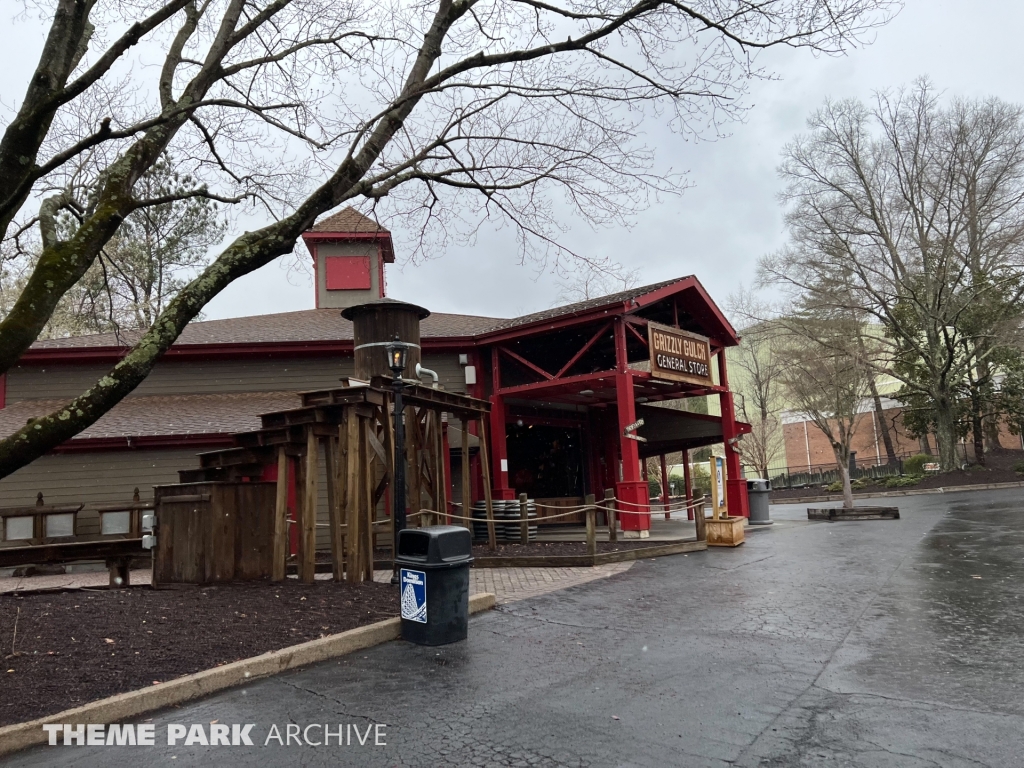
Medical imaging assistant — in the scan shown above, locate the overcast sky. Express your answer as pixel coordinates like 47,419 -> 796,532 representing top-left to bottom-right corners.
9,1 -> 1023,325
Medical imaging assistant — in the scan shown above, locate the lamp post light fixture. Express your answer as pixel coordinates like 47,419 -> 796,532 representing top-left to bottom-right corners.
385,336 -> 414,584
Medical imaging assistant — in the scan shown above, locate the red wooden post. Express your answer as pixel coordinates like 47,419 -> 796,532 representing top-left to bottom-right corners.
489,347 -> 515,501
660,454 -> 671,519
613,319 -> 649,535
717,349 -> 750,518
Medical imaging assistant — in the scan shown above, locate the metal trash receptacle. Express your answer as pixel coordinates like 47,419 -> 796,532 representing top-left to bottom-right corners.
746,478 -> 772,525
395,525 -> 473,646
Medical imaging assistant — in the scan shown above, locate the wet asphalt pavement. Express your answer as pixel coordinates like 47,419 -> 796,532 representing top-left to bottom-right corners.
6,489 -> 1024,767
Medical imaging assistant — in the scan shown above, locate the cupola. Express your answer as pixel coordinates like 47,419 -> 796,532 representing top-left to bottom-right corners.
300,207 -> 394,309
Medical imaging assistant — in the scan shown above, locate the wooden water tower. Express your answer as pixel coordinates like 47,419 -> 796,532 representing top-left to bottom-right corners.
341,298 -> 430,380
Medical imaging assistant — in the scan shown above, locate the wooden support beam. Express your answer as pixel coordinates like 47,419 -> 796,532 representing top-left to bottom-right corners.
362,414 -> 374,581
345,410 -> 362,583
272,447 -> 288,582
294,453 -> 305,578
585,493 -> 596,557
478,417 -> 497,550
300,428 -> 318,583
604,488 -> 617,543
519,492 -> 529,545
406,405 -> 422,527
380,402 -> 395,553
324,435 -> 345,582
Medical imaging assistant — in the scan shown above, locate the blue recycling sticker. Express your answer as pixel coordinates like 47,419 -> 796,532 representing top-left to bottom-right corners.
400,569 -> 427,623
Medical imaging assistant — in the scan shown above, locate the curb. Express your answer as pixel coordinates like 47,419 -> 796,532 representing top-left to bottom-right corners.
472,539 -> 707,568
0,592 -> 497,757
770,480 -> 1024,505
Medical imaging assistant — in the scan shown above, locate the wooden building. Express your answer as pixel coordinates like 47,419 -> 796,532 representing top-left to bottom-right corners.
0,208 -> 749,543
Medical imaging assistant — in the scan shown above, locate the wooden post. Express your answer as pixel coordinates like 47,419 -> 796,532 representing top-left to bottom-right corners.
272,447 -> 288,582
294,452 -> 305,576
345,409 -> 362,583
693,495 -> 707,542
478,418 -> 497,550
461,419 -> 471,528
301,428 -> 318,583
362,414 -> 374,581
604,488 -> 617,543
585,493 -> 596,557
519,492 -> 529,544
406,405 -> 421,526
380,401 -> 394,554
324,436 -> 345,581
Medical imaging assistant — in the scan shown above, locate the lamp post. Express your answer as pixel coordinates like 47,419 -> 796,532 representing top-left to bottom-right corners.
386,336 -> 412,584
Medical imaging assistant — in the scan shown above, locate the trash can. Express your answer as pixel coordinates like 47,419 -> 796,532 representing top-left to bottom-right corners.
746,478 -> 772,525
395,525 -> 473,646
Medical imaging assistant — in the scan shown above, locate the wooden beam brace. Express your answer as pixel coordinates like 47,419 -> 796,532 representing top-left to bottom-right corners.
555,322 -> 612,379
499,345 -> 554,381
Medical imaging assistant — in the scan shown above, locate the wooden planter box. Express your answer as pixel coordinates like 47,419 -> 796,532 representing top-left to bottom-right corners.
705,516 -> 745,547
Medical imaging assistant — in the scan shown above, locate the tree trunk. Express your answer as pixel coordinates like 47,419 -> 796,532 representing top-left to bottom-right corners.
969,381 -> 985,466
868,378 -> 898,464
832,446 -> 854,510
933,394 -> 959,472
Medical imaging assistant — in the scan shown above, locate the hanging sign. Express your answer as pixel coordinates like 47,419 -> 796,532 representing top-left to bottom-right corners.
648,322 -> 713,386
623,418 -> 645,435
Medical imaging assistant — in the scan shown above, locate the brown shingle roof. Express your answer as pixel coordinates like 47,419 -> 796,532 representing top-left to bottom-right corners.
487,278 -> 684,331
29,309 -> 503,349
26,277 -> 699,351
311,206 -> 389,234
0,392 -> 301,441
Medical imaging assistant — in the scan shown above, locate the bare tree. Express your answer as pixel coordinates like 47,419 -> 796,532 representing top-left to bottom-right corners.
554,264 -> 641,305
727,289 -> 788,479
780,318 -> 874,509
0,0 -> 895,479
763,80 -> 1024,471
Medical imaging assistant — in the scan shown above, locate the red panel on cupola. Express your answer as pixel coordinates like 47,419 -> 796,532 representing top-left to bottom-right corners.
324,256 -> 371,290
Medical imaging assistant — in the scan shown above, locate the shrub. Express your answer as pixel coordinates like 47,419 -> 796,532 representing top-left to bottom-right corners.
1014,460 -> 1024,475
903,454 -> 934,477
884,475 -> 921,488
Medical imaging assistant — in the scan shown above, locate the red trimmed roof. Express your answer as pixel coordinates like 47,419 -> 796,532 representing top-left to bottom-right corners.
23,276 -> 738,357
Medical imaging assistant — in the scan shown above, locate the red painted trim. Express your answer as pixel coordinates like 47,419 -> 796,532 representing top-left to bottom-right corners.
312,243 -> 320,308
496,370 -> 615,397
0,372 -> 6,410
499,345 -> 553,381
626,322 -> 649,348
554,322 -> 611,379
300,231 -> 396,263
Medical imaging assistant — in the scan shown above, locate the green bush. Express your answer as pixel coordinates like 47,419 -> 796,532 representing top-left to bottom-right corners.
825,478 -> 870,492
884,475 -> 921,488
1014,460 -> 1024,475
903,454 -> 934,477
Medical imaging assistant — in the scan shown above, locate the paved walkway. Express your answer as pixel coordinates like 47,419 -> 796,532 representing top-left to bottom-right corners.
0,562 -> 634,604
9,489 -> 1022,767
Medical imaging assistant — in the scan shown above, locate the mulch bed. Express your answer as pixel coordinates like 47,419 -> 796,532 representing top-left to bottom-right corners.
771,450 -> 1024,502
0,580 -> 398,727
